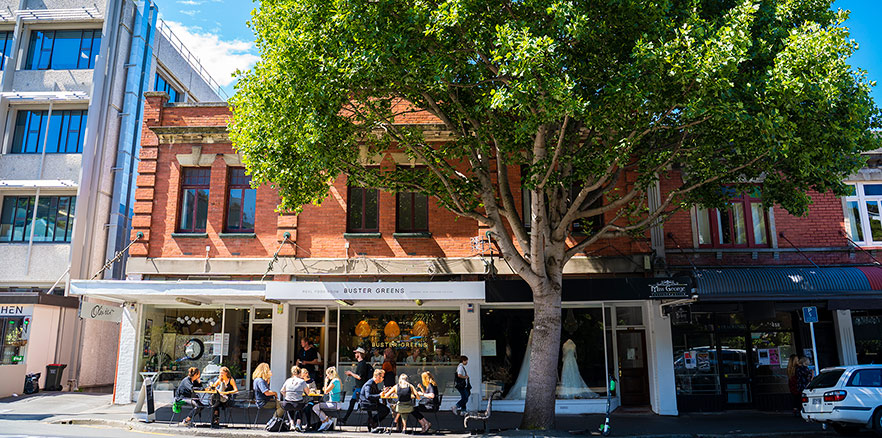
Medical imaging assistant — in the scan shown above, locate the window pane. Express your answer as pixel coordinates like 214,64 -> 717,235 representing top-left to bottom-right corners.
0,197 -> 15,242
717,210 -> 731,244
26,111 -> 44,153
49,30 -> 82,70
397,193 -> 412,231
17,197 -> 33,242
348,187 -> 363,230
241,189 -> 256,231
732,203 -> 747,245
750,203 -> 767,245
54,197 -> 70,242
865,185 -> 882,196
846,200 -> 864,242
414,193 -> 428,231
616,307 -> 643,326
11,112 -> 27,153
364,189 -> 378,230
522,189 -> 532,229
32,196 -> 51,242
697,208 -> 711,245
180,189 -> 195,231
45,111 -> 64,154
844,184 -> 857,196
196,189 -> 209,231
867,201 -> 882,242
226,189 -> 242,231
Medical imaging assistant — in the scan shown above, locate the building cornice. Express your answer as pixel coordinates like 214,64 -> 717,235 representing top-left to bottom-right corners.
150,126 -> 229,145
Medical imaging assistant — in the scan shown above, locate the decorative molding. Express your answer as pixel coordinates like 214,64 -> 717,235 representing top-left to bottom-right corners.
151,126 -> 229,145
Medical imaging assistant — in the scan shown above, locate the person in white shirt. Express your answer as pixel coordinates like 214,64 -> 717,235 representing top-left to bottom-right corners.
280,366 -> 310,432
405,347 -> 424,365
454,355 -> 471,412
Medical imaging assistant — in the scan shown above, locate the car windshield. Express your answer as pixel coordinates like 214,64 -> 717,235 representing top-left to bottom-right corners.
807,369 -> 845,389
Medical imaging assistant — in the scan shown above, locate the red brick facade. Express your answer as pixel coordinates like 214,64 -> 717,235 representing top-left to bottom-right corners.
131,93 -> 865,275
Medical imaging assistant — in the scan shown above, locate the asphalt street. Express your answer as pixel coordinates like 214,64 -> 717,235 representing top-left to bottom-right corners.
0,420 -> 176,437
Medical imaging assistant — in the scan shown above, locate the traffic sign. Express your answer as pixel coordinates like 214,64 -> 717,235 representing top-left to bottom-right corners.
802,306 -> 818,323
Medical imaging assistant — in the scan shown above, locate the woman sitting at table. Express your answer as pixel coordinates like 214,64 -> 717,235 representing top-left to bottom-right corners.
175,367 -> 204,427
384,373 -> 422,433
301,367 -> 318,392
413,371 -> 437,433
252,363 -> 283,418
312,366 -> 343,431
281,365 -> 310,432
208,366 -> 238,428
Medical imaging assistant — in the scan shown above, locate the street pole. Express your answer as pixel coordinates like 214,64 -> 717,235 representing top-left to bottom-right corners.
809,321 -> 819,376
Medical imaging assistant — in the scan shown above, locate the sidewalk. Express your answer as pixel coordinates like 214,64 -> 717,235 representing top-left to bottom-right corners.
0,392 -> 847,437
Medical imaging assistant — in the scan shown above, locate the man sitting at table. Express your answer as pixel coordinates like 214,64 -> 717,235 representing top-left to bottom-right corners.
175,367 -> 204,427
281,365 -> 310,432
358,369 -> 389,431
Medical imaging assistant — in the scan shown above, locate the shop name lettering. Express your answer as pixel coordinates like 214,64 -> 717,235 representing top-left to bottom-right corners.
90,305 -> 116,318
0,306 -> 24,315
649,280 -> 689,296
341,287 -> 406,294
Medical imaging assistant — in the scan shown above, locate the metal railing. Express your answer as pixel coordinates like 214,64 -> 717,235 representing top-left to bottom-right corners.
156,18 -> 229,100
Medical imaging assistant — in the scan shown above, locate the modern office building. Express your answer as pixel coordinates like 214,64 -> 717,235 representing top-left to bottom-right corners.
0,0 -> 222,397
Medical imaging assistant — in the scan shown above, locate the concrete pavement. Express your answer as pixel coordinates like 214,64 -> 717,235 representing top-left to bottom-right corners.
0,392 -> 864,437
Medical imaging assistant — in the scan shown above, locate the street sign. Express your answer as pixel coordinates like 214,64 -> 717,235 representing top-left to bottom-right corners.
802,306 -> 818,323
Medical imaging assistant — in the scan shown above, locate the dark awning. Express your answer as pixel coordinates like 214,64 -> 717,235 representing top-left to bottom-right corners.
486,276 -> 693,303
0,292 -> 79,308
695,267 -> 882,301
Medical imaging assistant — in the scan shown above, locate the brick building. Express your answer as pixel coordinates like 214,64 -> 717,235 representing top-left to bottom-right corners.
72,92 -> 882,416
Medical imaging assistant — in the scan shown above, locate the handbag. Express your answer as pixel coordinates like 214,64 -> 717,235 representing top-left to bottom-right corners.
265,415 -> 290,432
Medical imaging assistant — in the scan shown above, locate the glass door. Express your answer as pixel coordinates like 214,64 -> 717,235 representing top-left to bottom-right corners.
293,307 -> 335,382
718,334 -> 752,406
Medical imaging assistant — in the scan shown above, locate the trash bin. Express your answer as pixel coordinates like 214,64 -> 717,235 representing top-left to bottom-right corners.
45,364 -> 66,391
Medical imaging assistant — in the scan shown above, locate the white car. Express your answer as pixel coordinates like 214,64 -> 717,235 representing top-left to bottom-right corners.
802,365 -> 882,436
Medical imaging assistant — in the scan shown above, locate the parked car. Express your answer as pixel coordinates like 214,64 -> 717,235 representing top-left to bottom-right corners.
801,365 -> 882,435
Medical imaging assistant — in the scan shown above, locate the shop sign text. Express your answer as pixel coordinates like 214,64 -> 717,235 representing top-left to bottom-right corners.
266,281 -> 485,301
0,305 -> 33,317
648,280 -> 691,298
79,302 -> 123,322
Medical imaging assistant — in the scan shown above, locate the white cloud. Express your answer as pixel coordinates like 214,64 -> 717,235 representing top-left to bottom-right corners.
177,0 -> 203,5
179,9 -> 199,16
161,21 -> 260,88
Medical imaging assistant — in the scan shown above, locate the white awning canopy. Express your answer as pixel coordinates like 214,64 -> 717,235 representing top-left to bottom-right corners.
70,280 -> 266,306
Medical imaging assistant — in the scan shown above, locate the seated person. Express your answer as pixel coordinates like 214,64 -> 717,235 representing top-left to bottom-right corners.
414,371 -> 438,433
175,367 -> 205,427
312,367 -> 343,431
208,366 -> 238,428
252,363 -> 282,417
386,373 -> 422,432
358,369 -> 390,430
280,365 -> 310,432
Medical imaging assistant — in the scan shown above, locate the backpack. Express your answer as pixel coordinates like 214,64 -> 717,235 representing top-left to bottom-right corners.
265,415 -> 290,432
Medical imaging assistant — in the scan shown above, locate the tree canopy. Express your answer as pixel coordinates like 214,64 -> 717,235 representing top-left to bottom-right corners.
231,0 -> 880,428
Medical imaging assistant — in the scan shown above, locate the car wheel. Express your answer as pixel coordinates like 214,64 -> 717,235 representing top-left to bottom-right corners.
832,423 -> 861,436
873,408 -> 882,435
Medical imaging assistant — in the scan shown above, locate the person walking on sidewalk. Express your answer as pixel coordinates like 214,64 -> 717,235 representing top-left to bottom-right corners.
787,354 -> 800,416
341,347 -> 372,424
454,355 -> 471,413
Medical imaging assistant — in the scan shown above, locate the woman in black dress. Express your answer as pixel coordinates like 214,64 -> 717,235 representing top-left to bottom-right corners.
413,371 -> 437,433
208,366 -> 238,428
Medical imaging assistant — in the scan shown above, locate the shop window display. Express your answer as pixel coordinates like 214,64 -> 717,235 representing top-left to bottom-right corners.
481,308 -> 607,400
853,310 -> 882,364
138,306 -> 250,392
338,309 -> 460,395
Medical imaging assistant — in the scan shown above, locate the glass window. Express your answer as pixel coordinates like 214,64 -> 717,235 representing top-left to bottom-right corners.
225,168 -> 255,233
698,188 -> 769,248
845,200 -> 864,242
807,369 -> 845,389
0,31 -> 13,70
25,29 -> 101,70
673,330 -> 720,396
0,317 -> 27,365
847,369 -> 882,387
396,192 -> 428,232
10,110 -> 88,154
0,195 -> 76,242
339,309 -> 460,395
852,310 -> 882,364
616,307 -> 644,326
841,184 -> 882,245
347,186 -> 379,232
482,307 -> 608,400
137,306 -> 224,392
154,72 -> 183,102
179,168 -> 210,233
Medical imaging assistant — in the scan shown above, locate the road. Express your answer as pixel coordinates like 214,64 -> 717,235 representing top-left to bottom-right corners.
0,420 -> 179,437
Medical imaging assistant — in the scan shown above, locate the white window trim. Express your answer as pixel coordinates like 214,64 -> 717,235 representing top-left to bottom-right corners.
843,182 -> 882,246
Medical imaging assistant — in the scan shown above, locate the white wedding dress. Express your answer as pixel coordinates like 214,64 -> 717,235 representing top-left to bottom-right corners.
556,339 -> 597,399
504,330 -> 532,400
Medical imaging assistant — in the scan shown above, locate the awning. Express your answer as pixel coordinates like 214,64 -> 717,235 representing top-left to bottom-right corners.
70,280 -> 266,306
694,267 -> 882,300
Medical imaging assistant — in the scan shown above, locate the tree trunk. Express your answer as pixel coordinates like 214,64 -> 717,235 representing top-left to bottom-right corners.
520,276 -> 563,429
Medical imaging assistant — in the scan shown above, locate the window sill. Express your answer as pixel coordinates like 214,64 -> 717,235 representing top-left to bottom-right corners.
393,232 -> 432,239
218,233 -> 256,239
343,232 -> 382,239
171,233 -> 208,239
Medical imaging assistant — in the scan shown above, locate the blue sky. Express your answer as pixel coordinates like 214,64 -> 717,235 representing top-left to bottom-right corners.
156,0 -> 882,104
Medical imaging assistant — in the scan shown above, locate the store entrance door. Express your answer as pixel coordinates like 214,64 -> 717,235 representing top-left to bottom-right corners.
718,334 -> 752,407
292,307 -> 337,381
617,330 -> 650,406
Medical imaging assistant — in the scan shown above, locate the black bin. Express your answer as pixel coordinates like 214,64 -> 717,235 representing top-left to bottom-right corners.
45,364 -> 66,391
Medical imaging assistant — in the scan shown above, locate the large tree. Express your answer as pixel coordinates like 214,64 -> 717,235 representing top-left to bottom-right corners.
231,0 -> 879,428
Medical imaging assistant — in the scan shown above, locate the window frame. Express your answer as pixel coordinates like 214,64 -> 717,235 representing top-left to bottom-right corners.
10,109 -> 88,154
177,167 -> 211,233
24,29 -> 101,70
154,71 -> 183,103
346,185 -> 380,233
0,195 -> 76,243
842,183 -> 882,246
0,316 -> 27,365
697,189 -> 771,249
395,191 -> 429,233
224,168 -> 256,233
